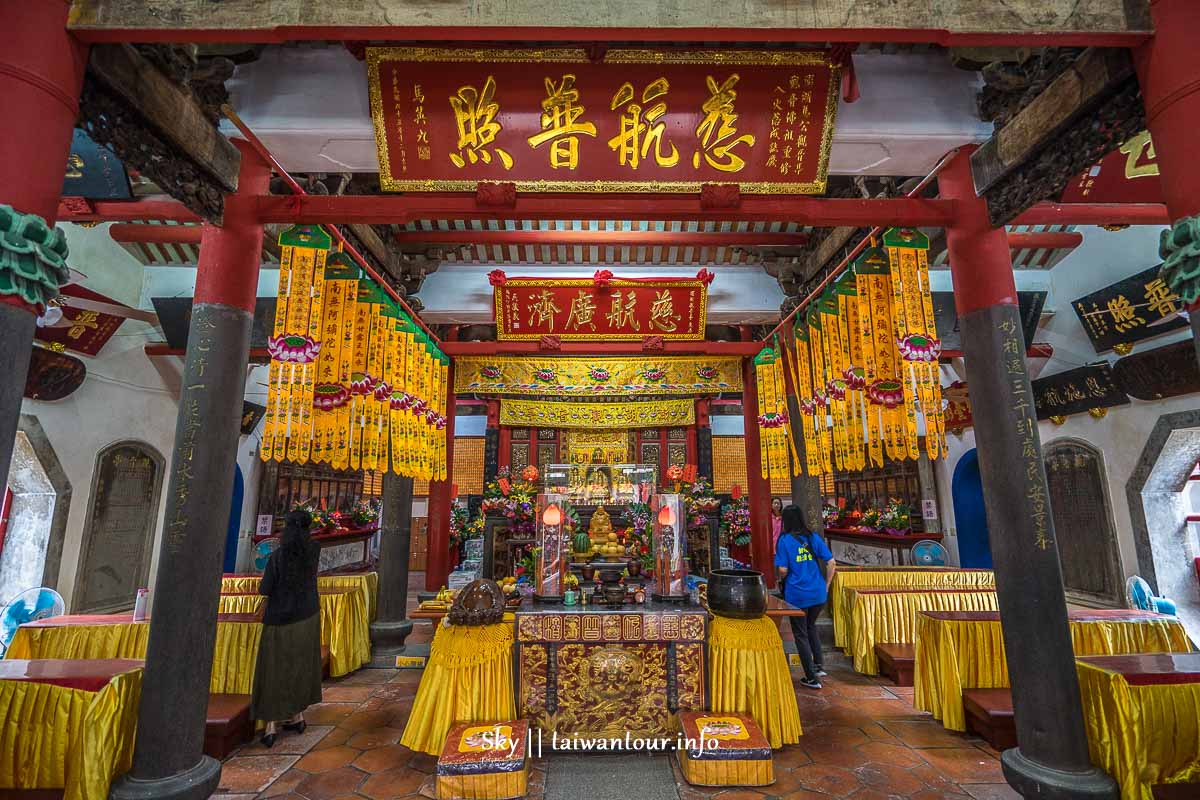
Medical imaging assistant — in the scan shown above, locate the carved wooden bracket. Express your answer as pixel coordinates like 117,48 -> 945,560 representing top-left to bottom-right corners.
700,183 -> 741,209
476,181 -> 517,208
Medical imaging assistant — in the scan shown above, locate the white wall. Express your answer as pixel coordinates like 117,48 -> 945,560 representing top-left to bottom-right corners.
934,225 -> 1198,593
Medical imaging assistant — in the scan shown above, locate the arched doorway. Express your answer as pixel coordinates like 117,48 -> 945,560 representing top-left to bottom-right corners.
952,449 -> 992,568
223,466 -> 244,574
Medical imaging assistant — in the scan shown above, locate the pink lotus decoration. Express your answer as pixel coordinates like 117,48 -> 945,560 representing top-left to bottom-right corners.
534,367 -> 556,383
411,398 -> 428,415
868,379 -> 905,408
758,411 -> 789,428
372,380 -> 392,402
488,269 -> 507,287
424,408 -> 438,424
313,383 -> 350,410
696,365 -> 717,380
843,365 -> 866,390
897,333 -> 942,362
268,333 -> 321,364
349,371 -> 376,395
434,414 -> 447,430
480,364 -> 502,380
826,378 -> 847,401
389,391 -> 413,411
589,366 -> 611,382
593,269 -> 614,289
642,365 -> 666,382
801,398 -> 815,415
812,390 -> 827,409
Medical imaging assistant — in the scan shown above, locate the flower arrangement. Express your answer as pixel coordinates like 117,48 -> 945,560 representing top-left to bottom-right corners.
681,475 -> 720,528
521,464 -> 540,483
624,504 -> 654,572
481,467 -> 537,535
720,496 -> 751,547
878,500 -> 912,534
349,499 -> 378,527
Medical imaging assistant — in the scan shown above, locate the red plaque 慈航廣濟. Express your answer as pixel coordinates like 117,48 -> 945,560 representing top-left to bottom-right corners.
367,47 -> 840,195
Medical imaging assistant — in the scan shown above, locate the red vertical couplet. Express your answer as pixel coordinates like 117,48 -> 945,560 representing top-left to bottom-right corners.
425,360 -> 456,591
0,0 -> 86,225
939,147 -> 1018,314
1135,0 -> 1200,222
741,357 -> 775,587
195,140 -> 270,312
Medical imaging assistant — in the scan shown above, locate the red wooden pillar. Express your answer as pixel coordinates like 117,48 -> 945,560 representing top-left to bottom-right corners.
0,0 -> 86,505
740,352 -> 774,587
1135,0 -> 1200,360
940,148 -> 1116,800
425,361 -> 456,590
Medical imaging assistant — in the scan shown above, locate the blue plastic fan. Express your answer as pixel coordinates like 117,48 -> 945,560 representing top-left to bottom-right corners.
1,587 -> 65,654
253,538 -> 279,571
1126,576 -> 1177,615
910,540 -> 948,566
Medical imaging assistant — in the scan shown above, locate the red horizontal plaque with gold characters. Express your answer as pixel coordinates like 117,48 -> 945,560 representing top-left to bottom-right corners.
494,276 -> 706,341
366,47 -> 840,194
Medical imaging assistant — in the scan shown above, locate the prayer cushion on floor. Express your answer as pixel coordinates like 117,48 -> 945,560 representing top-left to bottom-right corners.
437,720 -> 529,800
677,712 -> 775,787
204,693 -> 252,760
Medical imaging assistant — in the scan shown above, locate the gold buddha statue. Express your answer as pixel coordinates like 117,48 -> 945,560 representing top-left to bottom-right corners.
588,506 -> 614,547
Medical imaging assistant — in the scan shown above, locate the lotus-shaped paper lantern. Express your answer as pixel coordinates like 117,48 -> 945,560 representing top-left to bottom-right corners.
868,379 -> 905,408
268,333 -> 321,364
313,383 -> 350,410
349,371 -> 376,395
372,380 -> 392,402
843,365 -> 866,390
897,333 -> 942,362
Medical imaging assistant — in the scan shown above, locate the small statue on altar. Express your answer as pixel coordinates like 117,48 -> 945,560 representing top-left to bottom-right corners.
588,506 -> 614,548
584,451 -> 612,503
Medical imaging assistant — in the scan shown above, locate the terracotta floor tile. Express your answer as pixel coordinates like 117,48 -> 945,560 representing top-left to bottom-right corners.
210,794 -> 257,799
770,768 -> 843,798
314,726 -> 353,750
418,773 -> 438,799
855,740 -> 926,768
406,751 -> 439,774
337,669 -> 398,686
295,745 -> 360,773
237,725 -> 334,756
354,743 -> 412,774
257,767 -> 307,798
710,790 -> 768,799
774,744 -> 813,770
830,683 -> 899,700
845,790 -> 906,800
881,720 -> 977,750
910,763 -> 977,796
341,709 -> 399,732
306,703 -> 359,726
322,685 -> 377,703
911,790 -> 972,800
851,698 -> 928,721
788,763 -> 864,796
960,783 -> 1023,800
678,785 -> 723,800
859,721 -> 901,742
360,766 -> 427,799
853,761 -> 929,795
347,726 -> 404,750
917,749 -> 1005,784
213,754 -> 298,794
295,765 -> 368,799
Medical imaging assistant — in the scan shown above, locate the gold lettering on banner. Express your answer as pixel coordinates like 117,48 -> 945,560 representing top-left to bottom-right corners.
1120,131 -> 1159,179
608,78 -> 679,170
449,75 -> 513,169
606,291 -> 640,330
693,74 -> 756,172
565,290 -> 598,331
67,310 -> 100,339
528,75 -> 597,170
649,289 -> 681,332
527,289 -> 562,332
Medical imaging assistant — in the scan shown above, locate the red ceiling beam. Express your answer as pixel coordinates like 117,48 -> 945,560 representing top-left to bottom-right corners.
68,25 -> 1148,49
58,198 -> 200,223
109,223 -> 203,245
1005,231 -> 1083,250
256,194 -> 958,228
440,340 -> 763,357
393,228 -> 809,248
1013,203 -> 1169,226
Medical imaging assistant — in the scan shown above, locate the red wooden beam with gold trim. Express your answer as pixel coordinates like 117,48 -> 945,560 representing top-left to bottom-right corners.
393,229 -> 810,248
440,340 -> 763,357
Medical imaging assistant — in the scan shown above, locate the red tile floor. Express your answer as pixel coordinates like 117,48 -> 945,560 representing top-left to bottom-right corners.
212,577 -> 1022,799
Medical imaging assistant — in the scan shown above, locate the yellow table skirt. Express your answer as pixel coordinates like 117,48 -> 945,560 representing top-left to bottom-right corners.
221,572 -> 379,621
400,615 -> 516,756
914,614 -> 1193,732
708,616 -> 802,748
6,619 -> 262,695
1077,659 -> 1200,800
218,589 -> 371,677
830,568 -> 996,649
848,589 -> 998,675
0,666 -> 141,800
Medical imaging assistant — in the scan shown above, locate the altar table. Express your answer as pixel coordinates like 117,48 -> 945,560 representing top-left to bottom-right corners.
218,587 -> 370,676
708,615 -> 802,748
1076,653 -> 1200,800
5,613 -> 264,694
0,659 -> 142,800
914,610 -> 1193,732
221,571 -> 379,621
830,567 -> 996,649
845,588 -> 999,675
400,614 -> 516,756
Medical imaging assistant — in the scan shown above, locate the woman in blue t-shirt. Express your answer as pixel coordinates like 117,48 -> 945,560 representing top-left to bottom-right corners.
774,505 -> 836,689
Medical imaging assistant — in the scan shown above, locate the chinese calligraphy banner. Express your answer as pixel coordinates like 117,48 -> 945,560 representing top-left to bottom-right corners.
1113,340 -> 1200,402
495,277 -> 705,340
33,284 -> 127,356
1071,265 -> 1186,353
499,398 -> 694,429
366,47 -> 840,193
1060,130 -> 1163,205
942,380 -> 972,431
1031,363 -> 1129,421
454,355 -> 742,397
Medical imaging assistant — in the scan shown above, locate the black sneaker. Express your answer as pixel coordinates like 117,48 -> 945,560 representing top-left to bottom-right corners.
799,677 -> 822,690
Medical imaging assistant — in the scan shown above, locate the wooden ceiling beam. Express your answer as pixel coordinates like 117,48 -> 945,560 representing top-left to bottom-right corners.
392,229 -> 809,248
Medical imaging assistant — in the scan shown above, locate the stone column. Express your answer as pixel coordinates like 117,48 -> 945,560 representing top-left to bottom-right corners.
939,148 -> 1116,800
425,359 -> 456,591
786,393 -> 824,533
740,356 -> 774,587
370,470 -> 414,665
109,140 -> 268,800
0,0 -> 86,500
1135,0 -> 1200,366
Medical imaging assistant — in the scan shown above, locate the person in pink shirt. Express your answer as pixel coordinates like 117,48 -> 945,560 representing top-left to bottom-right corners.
770,497 -> 784,551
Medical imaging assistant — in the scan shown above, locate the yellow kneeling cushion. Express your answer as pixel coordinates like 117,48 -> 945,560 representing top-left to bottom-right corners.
437,720 -> 529,800
677,712 -> 775,787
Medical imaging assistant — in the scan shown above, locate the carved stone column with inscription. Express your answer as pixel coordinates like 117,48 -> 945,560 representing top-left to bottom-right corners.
940,149 -> 1116,800
110,140 -> 266,800
370,470 -> 414,665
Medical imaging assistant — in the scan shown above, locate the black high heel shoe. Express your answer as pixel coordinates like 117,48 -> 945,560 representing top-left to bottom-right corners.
282,720 -> 307,735
260,732 -> 277,748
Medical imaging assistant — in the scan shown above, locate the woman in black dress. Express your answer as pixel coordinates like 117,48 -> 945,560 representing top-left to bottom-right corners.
252,509 -> 323,746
